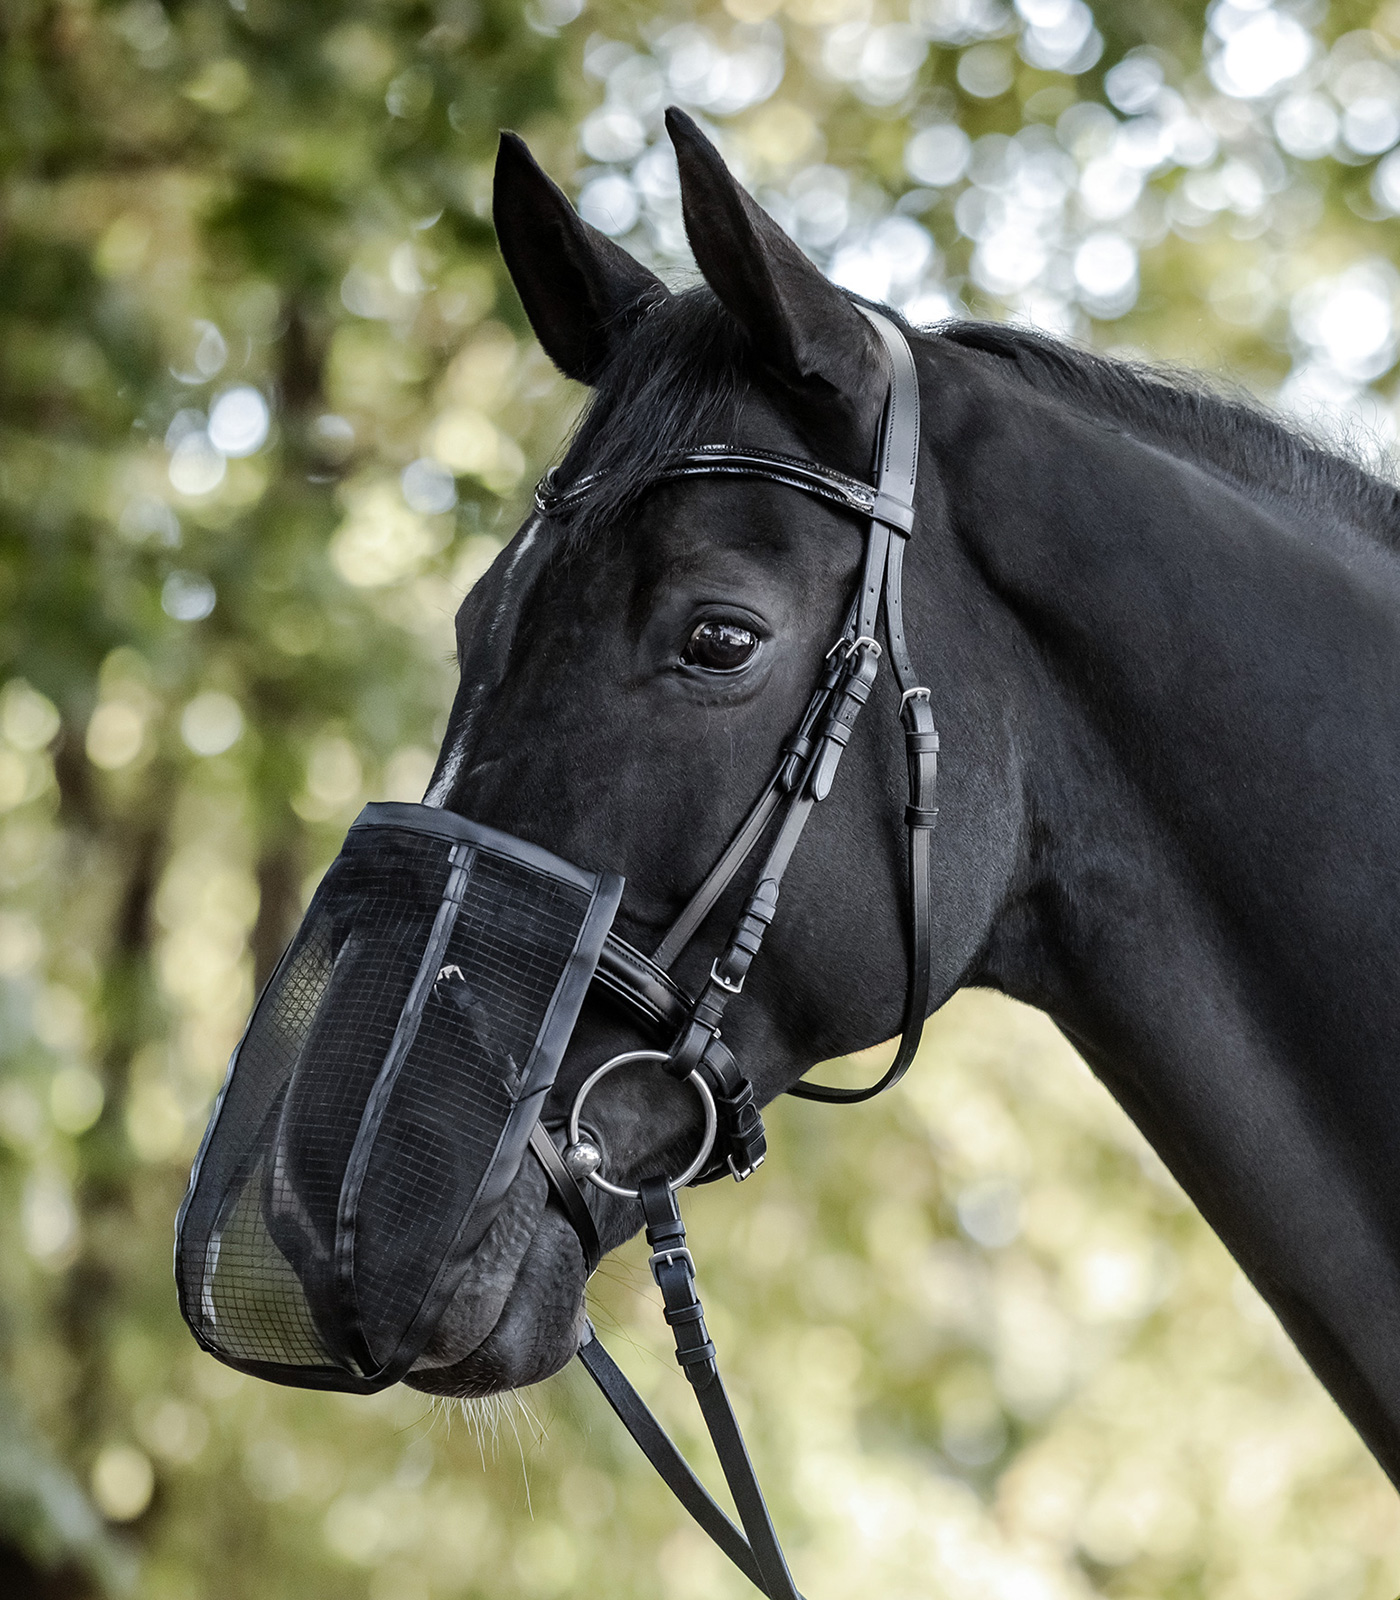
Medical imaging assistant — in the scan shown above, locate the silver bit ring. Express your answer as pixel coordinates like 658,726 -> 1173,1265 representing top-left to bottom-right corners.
565,1050 -> 718,1200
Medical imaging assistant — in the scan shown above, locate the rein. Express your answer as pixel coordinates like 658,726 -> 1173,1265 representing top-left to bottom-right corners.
531,308 -> 940,1597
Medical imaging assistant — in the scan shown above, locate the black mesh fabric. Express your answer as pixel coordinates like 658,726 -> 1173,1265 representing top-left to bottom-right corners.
175,803 -> 623,1391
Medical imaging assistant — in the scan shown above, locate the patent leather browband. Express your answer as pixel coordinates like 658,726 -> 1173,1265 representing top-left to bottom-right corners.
537,443 -> 915,533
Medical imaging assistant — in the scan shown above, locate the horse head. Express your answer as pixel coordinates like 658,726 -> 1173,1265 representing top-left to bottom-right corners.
403,113 -> 1022,1396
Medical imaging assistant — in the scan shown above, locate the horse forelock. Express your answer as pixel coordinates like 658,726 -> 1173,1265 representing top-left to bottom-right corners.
548,286 -> 753,544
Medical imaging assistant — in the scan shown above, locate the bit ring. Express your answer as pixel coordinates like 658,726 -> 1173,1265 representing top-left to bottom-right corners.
565,1049 -> 717,1200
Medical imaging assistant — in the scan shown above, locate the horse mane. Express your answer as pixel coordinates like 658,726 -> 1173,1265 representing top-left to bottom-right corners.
551,284 -> 1400,553
936,319 -> 1400,549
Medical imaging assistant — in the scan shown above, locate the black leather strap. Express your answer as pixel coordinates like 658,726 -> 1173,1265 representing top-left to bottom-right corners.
789,310 -> 938,1103
577,1329 -> 779,1592
528,1123 -> 601,1274
866,308 -> 920,540
651,779 -> 786,972
539,444 -> 879,524
638,1180 -> 802,1600
593,934 -> 691,1035
533,1153 -> 797,1595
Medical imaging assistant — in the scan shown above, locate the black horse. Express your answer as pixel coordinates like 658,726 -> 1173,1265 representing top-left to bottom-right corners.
403,109 -> 1400,1496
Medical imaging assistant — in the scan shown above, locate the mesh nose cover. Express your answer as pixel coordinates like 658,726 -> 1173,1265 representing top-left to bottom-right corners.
175,803 -> 623,1391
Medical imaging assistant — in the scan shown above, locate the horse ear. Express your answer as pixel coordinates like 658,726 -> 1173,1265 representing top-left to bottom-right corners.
493,132 -> 668,385
665,107 -> 883,442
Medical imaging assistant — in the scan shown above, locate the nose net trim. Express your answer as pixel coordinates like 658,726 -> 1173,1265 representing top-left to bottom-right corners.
175,803 -> 622,1392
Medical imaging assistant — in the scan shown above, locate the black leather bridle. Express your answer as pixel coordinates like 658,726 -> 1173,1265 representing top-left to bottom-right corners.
527,307 -> 938,1599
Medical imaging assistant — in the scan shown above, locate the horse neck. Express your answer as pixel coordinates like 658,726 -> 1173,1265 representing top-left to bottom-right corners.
943,359 -> 1400,1054
923,346 -> 1400,1483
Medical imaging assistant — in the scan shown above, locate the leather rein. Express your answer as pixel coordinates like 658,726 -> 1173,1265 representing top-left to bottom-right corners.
526,308 -> 939,1598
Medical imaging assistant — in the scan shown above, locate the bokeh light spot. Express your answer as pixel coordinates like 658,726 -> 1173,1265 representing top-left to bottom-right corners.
181,692 -> 244,756
168,431 -> 227,496
91,1445 -> 155,1522
50,1066 -> 104,1135
161,571 -> 217,622
86,702 -> 146,769
1,681 -> 61,752
578,173 -> 640,235
957,43 -> 1013,99
207,386 -> 270,457
1209,8 -> 1313,101
401,457 -> 457,515
905,124 -> 972,187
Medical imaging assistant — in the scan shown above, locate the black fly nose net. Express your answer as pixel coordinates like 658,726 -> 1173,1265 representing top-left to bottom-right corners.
175,802 -> 622,1392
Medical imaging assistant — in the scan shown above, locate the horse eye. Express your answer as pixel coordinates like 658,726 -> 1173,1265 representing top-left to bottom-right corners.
682,620 -> 760,673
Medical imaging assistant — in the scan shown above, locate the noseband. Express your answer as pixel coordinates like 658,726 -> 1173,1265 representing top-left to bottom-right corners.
531,308 -> 939,1599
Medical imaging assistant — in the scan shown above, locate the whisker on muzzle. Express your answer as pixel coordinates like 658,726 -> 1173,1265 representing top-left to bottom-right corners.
426,1387 -> 548,1513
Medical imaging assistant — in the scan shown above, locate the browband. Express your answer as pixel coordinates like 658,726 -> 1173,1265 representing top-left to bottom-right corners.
536,443 -> 916,534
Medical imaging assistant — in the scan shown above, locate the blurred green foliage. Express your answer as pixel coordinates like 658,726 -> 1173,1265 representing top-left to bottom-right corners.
4,0 -> 1400,1596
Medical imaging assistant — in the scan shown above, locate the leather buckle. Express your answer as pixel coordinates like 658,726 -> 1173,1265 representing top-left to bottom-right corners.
709,957 -> 744,995
648,1246 -> 696,1282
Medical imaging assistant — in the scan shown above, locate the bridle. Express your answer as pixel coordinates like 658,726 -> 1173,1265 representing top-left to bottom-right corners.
171,286 -> 939,1591
527,307 -> 940,1598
